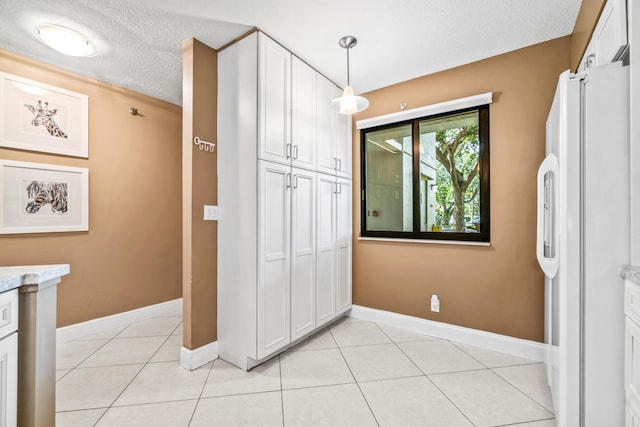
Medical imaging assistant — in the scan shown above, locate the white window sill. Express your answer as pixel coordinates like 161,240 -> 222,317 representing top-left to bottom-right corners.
357,237 -> 491,247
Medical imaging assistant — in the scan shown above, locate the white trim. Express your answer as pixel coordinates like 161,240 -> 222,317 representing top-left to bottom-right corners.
348,305 -> 547,362
180,341 -> 218,371
356,92 -> 493,130
56,298 -> 182,342
357,237 -> 490,246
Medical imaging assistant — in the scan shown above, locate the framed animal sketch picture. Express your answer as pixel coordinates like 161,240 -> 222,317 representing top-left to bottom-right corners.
0,72 -> 88,158
0,160 -> 89,234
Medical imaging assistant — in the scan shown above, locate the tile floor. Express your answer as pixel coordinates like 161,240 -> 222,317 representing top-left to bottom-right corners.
56,313 -> 556,426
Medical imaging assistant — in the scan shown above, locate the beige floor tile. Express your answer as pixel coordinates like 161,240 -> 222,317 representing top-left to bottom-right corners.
79,336 -> 166,367
116,317 -> 182,338
291,327 -> 338,352
280,348 -> 354,389
113,361 -> 211,406
340,343 -> 422,382
429,369 -> 554,426
330,322 -> 391,347
359,376 -> 473,427
172,322 -> 184,336
190,392 -> 283,427
96,400 -> 197,427
493,363 -> 555,412
67,326 -> 128,341
454,342 -> 538,368
283,383 -> 377,427
150,335 -> 182,362
56,408 -> 107,427
376,323 -> 438,343
56,364 -> 144,411
509,420 -> 557,426
56,339 -> 108,369
201,357 -> 281,397
398,340 -> 484,374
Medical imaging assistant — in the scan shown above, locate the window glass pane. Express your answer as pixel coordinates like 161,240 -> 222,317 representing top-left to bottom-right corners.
419,111 -> 481,233
364,124 -> 413,232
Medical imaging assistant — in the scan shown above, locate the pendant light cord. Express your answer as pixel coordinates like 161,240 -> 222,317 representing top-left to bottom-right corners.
346,46 -> 350,87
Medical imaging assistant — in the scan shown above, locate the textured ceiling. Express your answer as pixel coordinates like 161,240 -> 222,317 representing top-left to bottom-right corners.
0,0 -> 582,106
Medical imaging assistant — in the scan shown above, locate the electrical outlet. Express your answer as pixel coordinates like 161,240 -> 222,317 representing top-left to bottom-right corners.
431,294 -> 440,313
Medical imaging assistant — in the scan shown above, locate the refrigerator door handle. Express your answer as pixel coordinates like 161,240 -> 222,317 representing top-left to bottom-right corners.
537,153 -> 559,278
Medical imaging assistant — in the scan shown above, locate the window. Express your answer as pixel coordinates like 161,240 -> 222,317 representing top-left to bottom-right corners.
360,104 -> 490,242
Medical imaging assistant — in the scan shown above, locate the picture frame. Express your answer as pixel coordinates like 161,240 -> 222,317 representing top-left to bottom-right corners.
0,160 -> 89,234
0,72 -> 88,158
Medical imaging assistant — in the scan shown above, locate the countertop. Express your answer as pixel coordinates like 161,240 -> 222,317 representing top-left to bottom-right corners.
620,265 -> 640,286
0,264 -> 70,293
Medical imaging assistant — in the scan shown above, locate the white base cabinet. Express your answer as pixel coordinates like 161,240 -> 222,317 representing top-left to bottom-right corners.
218,31 -> 352,370
0,289 -> 18,427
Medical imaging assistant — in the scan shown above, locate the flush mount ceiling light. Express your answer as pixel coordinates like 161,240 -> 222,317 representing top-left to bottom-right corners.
332,35 -> 369,115
36,25 -> 96,57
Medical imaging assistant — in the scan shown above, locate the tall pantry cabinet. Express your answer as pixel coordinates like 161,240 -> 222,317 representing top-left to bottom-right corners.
217,31 -> 352,370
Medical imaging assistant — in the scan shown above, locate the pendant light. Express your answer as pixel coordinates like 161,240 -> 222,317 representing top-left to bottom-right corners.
332,36 -> 369,115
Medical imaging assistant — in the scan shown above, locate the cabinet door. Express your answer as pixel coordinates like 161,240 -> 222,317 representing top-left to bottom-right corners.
334,100 -> 352,179
257,161 -> 291,359
292,58 -> 316,171
316,80 -> 338,175
0,333 -> 17,427
258,33 -> 292,166
316,174 -> 336,326
291,168 -> 316,341
593,0 -> 628,64
336,178 -> 352,314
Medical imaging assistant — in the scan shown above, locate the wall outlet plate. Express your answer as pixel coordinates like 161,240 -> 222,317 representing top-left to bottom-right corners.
431,295 -> 440,312
204,205 -> 218,221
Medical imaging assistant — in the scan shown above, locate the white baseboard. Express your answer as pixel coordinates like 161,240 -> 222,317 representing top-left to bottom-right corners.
349,305 -> 547,363
180,341 -> 218,371
57,298 -> 183,342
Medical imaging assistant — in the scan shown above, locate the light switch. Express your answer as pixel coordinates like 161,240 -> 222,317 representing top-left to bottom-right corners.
204,205 -> 218,221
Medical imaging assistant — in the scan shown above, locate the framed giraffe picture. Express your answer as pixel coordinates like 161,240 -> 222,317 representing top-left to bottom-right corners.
0,159 -> 89,234
0,72 -> 88,158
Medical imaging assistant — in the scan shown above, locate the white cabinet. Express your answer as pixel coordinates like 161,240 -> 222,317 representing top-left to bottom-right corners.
336,177 -> 353,315
579,0 -> 628,70
258,33 -> 291,166
257,161 -> 291,358
626,279 -> 640,426
317,83 -> 352,178
218,31 -> 351,370
290,168 -> 316,341
316,174 -> 352,327
291,57 -> 317,171
0,290 -> 18,427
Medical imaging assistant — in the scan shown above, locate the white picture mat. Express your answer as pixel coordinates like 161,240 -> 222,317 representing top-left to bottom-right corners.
0,160 -> 89,234
0,72 -> 88,158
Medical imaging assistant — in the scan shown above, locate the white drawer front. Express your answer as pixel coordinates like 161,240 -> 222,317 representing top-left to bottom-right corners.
0,290 -> 18,339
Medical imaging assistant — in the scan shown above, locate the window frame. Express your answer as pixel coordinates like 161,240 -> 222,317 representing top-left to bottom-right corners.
359,104 -> 490,243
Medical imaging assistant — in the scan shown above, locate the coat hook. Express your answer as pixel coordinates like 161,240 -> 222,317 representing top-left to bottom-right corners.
129,107 -> 139,116
400,102 -> 407,110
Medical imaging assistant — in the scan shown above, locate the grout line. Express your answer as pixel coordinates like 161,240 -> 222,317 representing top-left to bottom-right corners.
494,416 -> 556,426
329,327 -> 381,427
489,367 -> 557,417
377,324 -> 478,427
279,354 -> 285,427
187,357 -> 216,426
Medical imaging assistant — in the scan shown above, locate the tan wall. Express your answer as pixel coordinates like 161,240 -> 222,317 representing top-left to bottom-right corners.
571,0 -> 608,71
352,36 -> 572,342
182,39 -> 218,349
0,50 -> 182,327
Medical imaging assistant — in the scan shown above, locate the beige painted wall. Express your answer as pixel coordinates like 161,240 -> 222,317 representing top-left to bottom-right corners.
571,0 -> 608,70
182,39 -> 218,349
0,50 -> 182,327
352,36 -> 572,342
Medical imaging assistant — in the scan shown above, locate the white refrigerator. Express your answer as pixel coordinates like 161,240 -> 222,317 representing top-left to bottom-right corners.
537,62 -> 629,426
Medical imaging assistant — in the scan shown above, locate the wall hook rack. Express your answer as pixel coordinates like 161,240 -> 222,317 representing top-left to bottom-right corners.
194,137 -> 215,152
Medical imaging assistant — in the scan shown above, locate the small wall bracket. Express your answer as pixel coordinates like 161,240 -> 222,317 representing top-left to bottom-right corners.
194,136 -> 215,152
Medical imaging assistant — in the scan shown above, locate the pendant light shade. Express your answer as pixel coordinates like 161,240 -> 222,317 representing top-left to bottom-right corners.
333,36 -> 369,115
